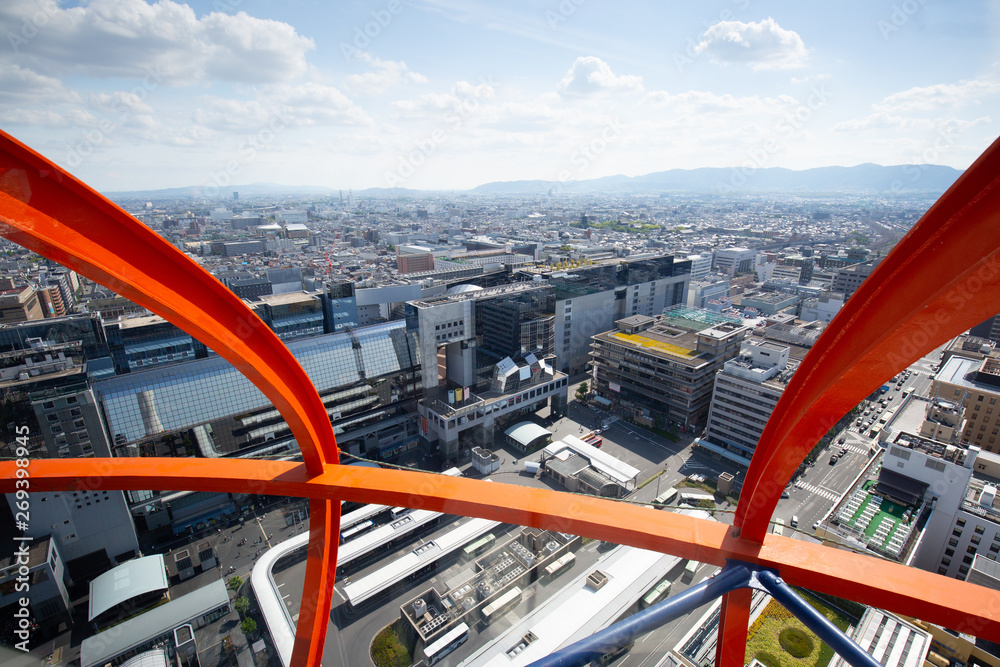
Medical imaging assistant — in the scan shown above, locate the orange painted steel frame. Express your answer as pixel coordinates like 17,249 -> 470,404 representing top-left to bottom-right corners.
2,127 -> 1000,665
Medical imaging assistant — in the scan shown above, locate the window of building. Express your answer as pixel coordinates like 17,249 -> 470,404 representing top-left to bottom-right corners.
942,557 -> 951,566
938,567 -> 949,575
964,555 -> 974,564
958,518 -> 967,527
972,535 -> 982,545
960,565 -> 970,575
968,545 -> 978,553
949,538 -> 959,547
953,528 -> 963,537
945,548 -> 955,557
975,525 -> 985,534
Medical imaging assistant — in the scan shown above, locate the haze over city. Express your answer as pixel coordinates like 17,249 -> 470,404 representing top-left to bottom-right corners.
1,0 -> 998,192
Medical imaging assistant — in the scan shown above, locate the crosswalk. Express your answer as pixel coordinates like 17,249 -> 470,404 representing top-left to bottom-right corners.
793,481 -> 841,502
842,442 -> 869,455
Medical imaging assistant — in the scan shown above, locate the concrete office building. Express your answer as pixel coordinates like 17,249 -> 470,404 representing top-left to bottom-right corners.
971,313 -> 1000,345
0,280 -> 44,322
590,309 -> 748,430
687,254 -> 712,282
932,356 -> 1000,453
698,341 -> 792,467
832,260 -> 880,298
0,535 -> 73,639
687,276 -> 730,309
800,291 -> 845,323
7,485 -> 139,582
739,293 -> 800,316
713,247 -> 756,276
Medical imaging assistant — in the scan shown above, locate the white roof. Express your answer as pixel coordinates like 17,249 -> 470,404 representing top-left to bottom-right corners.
82,579 -> 228,667
505,421 -> 551,447
544,436 -> 640,484
88,555 -> 168,621
463,546 -> 680,666
120,650 -> 169,667
345,517 -> 500,605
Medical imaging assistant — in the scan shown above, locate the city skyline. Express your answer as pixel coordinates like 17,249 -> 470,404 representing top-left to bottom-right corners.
1,0 -> 998,192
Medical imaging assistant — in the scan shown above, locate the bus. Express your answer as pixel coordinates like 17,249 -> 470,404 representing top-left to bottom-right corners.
543,552 -> 576,578
424,622 -> 469,666
339,519 -> 374,543
584,434 -> 603,448
640,577 -> 672,609
481,587 -> 522,625
462,533 -> 496,560
390,506 -> 411,520
682,559 -> 698,583
772,518 -> 785,537
654,487 -> 679,507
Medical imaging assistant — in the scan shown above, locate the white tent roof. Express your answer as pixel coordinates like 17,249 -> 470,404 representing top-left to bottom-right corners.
88,554 -> 168,621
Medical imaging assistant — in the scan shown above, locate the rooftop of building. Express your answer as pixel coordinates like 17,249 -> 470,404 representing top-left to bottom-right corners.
410,279 -> 550,308
937,355 -> 1000,392
249,291 -> 319,307
890,431 -> 970,465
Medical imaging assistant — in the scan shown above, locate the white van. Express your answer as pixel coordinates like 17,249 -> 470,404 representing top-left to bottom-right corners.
791,515 -> 799,528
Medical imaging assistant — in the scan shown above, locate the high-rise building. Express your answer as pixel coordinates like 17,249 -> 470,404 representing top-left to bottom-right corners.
407,282 -> 568,460
527,254 -> 692,375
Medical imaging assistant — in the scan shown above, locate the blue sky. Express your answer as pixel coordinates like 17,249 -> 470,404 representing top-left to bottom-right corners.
2,0 -> 998,192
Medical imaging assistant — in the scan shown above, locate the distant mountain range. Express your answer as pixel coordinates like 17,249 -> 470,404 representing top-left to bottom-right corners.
470,163 -> 963,195
105,163 -> 963,200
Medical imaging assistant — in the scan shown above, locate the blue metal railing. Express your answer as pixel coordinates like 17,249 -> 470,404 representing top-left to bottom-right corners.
526,559 -> 883,667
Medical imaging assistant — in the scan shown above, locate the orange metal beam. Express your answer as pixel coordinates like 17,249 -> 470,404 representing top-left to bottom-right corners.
716,588 -> 753,667
3,457 -> 999,640
735,135 -> 1000,544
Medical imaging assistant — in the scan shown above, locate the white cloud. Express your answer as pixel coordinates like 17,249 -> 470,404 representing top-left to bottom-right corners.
832,112 -> 991,134
640,89 -> 799,116
0,65 -> 80,106
390,80 -> 496,118
192,83 -> 373,135
556,57 -> 643,97
873,79 -> 1000,113
694,18 -> 807,71
346,52 -> 428,96
0,0 -> 314,84
831,112 -> 935,132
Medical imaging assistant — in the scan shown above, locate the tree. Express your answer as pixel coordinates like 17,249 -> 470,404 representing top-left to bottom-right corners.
234,596 -> 250,615
241,617 -> 257,637
227,575 -> 243,592
576,382 -> 589,401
